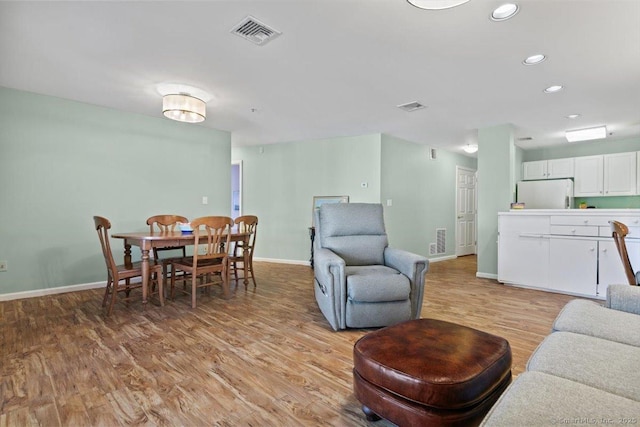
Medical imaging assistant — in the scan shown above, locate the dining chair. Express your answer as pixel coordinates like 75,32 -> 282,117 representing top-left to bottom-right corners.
94,216 -> 164,315
146,214 -> 189,284
230,215 -> 259,288
170,216 -> 234,308
610,220 -> 640,286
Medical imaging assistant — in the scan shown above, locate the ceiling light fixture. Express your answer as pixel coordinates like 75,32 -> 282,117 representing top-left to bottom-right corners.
407,0 -> 470,10
566,114 -> 581,119
491,3 -> 519,21
162,94 -> 206,123
463,144 -> 478,153
544,85 -> 564,93
523,54 -> 546,65
565,126 -> 607,143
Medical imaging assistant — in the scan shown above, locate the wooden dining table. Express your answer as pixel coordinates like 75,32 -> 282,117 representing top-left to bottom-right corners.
111,230 -> 250,307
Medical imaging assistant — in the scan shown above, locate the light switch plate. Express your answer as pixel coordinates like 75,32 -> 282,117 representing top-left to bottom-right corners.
0,260 -> 7,272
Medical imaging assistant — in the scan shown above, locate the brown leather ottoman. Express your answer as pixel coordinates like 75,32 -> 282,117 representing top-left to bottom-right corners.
353,319 -> 512,426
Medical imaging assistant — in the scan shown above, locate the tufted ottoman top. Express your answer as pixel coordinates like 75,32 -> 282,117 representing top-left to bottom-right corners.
353,318 -> 512,410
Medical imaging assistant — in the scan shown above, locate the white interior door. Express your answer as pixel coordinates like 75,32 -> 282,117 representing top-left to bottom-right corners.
456,166 -> 477,256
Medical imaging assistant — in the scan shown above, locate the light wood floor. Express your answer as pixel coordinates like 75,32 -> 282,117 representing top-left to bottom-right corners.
1,256 -> 583,426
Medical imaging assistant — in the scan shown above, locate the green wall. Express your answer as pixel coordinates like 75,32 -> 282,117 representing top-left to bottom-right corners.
0,87 -> 231,295
477,124 -> 516,277
380,134 -> 476,257
232,135 -> 382,263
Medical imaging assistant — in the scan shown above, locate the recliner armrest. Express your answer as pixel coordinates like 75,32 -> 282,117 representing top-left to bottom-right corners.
606,284 -> 640,315
384,247 -> 429,319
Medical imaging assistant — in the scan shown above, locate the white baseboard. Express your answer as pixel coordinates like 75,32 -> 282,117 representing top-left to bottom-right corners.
428,255 -> 457,263
476,272 -> 498,280
0,281 -> 106,302
253,257 -> 310,266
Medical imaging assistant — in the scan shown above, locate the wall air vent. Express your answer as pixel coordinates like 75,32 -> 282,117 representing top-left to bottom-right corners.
230,15 -> 282,46
429,229 -> 447,256
397,101 -> 426,112
517,137 -> 533,141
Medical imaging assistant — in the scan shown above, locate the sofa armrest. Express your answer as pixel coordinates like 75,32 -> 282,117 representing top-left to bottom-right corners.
606,284 -> 640,315
384,247 -> 429,319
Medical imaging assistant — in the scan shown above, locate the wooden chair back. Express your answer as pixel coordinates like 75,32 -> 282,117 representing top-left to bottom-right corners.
94,216 -> 120,276
192,216 -> 234,265
610,220 -> 637,285
146,215 -> 189,233
235,215 -> 258,253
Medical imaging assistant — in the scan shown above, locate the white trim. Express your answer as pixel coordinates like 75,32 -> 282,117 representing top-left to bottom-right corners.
476,272 -> 498,280
231,160 -> 243,218
253,257 -> 309,266
0,281 -> 105,301
427,255 -> 457,263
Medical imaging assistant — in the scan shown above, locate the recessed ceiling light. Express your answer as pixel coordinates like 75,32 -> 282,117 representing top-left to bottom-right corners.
565,126 -> 607,143
523,54 -> 546,65
544,85 -> 564,93
566,114 -> 581,119
491,3 -> 519,21
407,0 -> 470,10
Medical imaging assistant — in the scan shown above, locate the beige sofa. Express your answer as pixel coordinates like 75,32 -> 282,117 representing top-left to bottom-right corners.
481,285 -> 640,426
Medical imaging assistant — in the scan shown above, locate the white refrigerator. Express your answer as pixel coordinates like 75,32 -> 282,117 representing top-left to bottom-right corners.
516,179 -> 574,209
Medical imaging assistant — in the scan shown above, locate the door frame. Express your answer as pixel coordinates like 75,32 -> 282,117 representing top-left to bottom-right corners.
231,160 -> 243,219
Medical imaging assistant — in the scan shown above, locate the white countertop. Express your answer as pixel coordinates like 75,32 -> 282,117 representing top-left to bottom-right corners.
500,209 -> 640,216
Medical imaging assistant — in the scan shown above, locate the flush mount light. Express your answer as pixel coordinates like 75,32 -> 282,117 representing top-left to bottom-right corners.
523,54 -> 546,65
565,126 -> 607,143
566,114 -> 581,119
491,3 -> 519,21
544,85 -> 564,93
407,0 -> 470,10
162,94 -> 206,123
463,144 -> 478,153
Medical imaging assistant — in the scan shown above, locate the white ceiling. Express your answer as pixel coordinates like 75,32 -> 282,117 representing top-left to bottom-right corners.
1,0 -> 639,154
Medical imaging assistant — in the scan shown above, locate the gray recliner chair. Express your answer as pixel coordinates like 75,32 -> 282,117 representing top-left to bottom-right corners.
313,203 -> 429,330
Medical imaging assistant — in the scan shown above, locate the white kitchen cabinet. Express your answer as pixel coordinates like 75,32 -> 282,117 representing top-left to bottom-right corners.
604,152 -> 637,196
549,237 -> 597,297
574,155 -> 604,197
522,158 -> 574,180
498,215 -> 550,288
498,211 -> 640,299
574,153 -> 636,197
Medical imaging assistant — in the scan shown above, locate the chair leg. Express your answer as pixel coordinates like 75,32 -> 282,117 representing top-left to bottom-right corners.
191,274 -> 198,309
102,278 -> 112,307
249,259 -> 257,287
157,271 -> 164,307
108,280 -> 118,315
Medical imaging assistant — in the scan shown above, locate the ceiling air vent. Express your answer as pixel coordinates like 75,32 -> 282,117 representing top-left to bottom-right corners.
230,15 -> 282,46
397,101 -> 426,112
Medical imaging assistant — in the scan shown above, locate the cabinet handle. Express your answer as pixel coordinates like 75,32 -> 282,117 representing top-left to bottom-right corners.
589,247 -> 595,251
571,228 -> 576,233
602,248 -> 607,253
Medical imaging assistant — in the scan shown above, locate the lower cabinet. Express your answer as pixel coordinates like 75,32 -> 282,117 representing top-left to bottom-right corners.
548,237 -> 597,297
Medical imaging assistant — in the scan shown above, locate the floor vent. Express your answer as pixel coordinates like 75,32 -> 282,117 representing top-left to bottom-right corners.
430,229 -> 446,255
397,101 -> 426,112
230,15 -> 282,46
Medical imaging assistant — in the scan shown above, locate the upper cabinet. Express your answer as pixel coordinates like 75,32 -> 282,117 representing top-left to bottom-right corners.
574,152 -> 637,197
522,158 -> 574,180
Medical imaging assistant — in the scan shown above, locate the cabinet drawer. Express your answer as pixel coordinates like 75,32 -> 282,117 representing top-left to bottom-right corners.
499,216 -> 550,234
550,216 -> 604,226
550,225 -> 599,236
599,225 -> 640,237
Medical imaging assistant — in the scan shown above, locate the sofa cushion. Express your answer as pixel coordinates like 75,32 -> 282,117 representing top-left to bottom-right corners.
346,266 -> 410,302
553,299 -> 640,347
527,332 -> 640,401
480,371 -> 640,426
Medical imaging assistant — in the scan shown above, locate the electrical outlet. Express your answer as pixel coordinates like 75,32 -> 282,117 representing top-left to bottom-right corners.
0,260 -> 7,272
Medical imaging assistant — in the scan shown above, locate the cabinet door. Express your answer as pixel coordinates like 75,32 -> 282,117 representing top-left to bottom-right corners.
547,158 -> 574,179
598,239 -> 640,296
574,155 -> 604,197
498,215 -> 550,287
498,234 -> 549,287
522,161 -> 547,180
549,237 -> 597,297
604,152 -> 637,196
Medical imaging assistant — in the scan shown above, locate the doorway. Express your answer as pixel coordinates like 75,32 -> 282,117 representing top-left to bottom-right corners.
455,166 -> 477,257
231,160 -> 242,220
